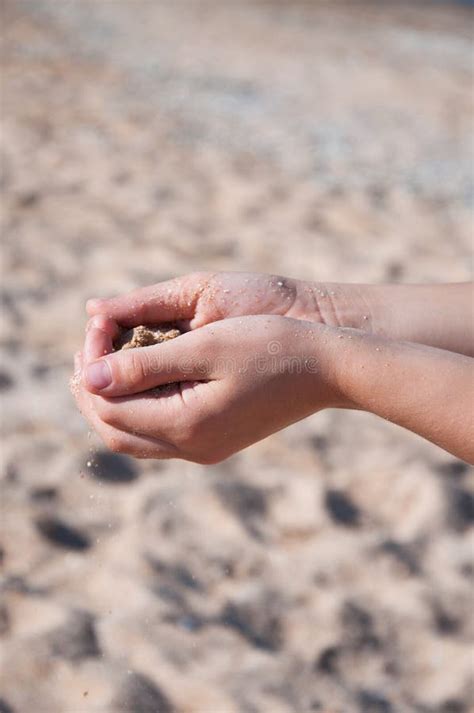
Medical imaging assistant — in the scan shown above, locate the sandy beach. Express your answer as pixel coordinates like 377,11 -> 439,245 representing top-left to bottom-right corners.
1,1 -> 473,711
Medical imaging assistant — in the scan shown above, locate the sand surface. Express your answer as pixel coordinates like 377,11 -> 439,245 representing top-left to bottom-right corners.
1,1 -> 473,712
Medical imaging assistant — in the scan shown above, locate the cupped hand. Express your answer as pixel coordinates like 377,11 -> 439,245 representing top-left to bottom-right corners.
72,314 -> 344,463
86,271 -> 325,331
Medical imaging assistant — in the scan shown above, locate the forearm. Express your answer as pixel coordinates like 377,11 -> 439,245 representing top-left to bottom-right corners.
320,327 -> 474,462
301,282 -> 474,357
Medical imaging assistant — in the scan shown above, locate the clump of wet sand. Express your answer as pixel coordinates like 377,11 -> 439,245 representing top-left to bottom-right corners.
114,325 -> 181,351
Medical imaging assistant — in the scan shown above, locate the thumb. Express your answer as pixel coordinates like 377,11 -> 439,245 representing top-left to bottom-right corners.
83,330 -> 212,397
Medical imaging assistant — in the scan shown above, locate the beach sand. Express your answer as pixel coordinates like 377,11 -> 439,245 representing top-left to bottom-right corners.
1,1 -> 473,711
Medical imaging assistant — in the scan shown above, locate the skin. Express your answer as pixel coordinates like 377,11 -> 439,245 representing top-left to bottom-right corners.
85,272 -> 474,355
72,272 -> 474,464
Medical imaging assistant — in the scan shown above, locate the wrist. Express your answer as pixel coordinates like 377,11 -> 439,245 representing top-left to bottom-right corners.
299,322 -> 357,411
296,281 -> 380,333
320,326 -> 402,415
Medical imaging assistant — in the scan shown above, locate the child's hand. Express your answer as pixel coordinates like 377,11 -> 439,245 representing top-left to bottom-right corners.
87,275 -> 474,357
73,315 -> 343,463
75,280 -> 474,463
86,271 -> 327,330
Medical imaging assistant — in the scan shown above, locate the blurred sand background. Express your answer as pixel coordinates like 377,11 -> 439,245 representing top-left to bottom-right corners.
1,1 -> 473,712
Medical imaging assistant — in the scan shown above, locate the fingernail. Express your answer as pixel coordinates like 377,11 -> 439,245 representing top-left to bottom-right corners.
86,360 -> 112,390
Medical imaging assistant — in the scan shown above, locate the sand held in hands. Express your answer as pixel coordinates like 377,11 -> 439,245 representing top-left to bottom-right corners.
114,324 -> 182,395
114,325 -> 181,351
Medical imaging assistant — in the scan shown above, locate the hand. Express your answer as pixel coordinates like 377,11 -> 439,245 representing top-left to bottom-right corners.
72,315 -> 343,464
86,273 -> 474,357
86,271 -> 330,330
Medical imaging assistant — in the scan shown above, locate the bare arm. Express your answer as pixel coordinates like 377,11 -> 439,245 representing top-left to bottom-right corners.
77,313 -> 474,464
82,274 -> 474,462
87,273 -> 474,357
330,328 -> 474,462
308,282 -> 474,357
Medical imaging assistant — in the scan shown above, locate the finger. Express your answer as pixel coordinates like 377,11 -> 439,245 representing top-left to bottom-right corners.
83,329 -> 213,397
86,315 -> 120,340
93,381 -> 210,438
84,326 -> 114,364
86,272 -> 212,327
74,376 -> 176,459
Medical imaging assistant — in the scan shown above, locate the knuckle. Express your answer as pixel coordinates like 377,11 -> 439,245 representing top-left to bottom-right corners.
182,271 -> 213,300
96,399 -> 118,427
106,432 -> 129,454
97,426 -> 117,452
